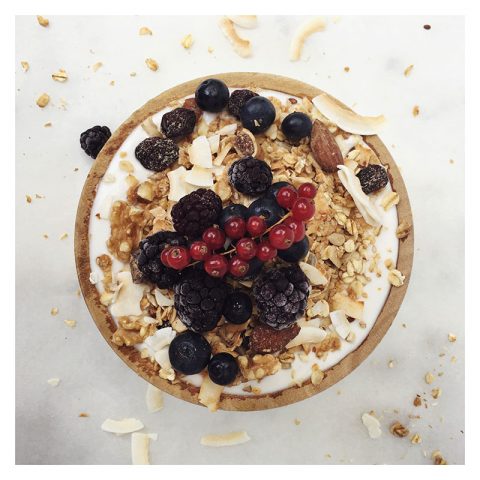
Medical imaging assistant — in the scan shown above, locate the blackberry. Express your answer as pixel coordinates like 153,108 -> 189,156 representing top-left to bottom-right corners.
134,137 -> 179,172
227,89 -> 258,118
228,157 -> 273,197
356,164 -> 389,194
174,269 -> 229,332
80,125 -> 111,159
253,264 -> 309,330
132,231 -> 187,288
161,108 -> 196,139
171,188 -> 222,238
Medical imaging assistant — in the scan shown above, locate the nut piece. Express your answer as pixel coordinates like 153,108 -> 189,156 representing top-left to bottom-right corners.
390,421 -> 409,438
36,93 -> 50,108
139,27 -> 152,35
432,450 -> 448,465
310,120 -> 344,173
413,395 -> 422,407
448,333 -> 457,343
381,191 -> 400,211
145,58 -> 158,71
250,323 -> 300,353
37,16 -> 49,27
410,433 -> 422,444
310,364 -> 325,385
388,269 -> 405,287
234,129 -> 257,157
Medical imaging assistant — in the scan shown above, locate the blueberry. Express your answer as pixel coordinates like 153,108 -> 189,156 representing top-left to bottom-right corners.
168,331 -> 211,375
242,257 -> 264,280
266,181 -> 293,199
281,112 -> 312,143
240,96 -> 276,134
223,291 -> 253,324
277,236 -> 310,263
247,197 -> 286,227
208,352 -> 239,385
195,79 -> 230,113
218,204 -> 249,229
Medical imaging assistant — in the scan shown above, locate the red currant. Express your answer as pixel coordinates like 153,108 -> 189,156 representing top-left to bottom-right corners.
256,240 -> 277,261
291,198 -> 315,221
202,227 -> 226,250
268,225 -> 295,250
229,256 -> 250,277
166,246 -> 190,270
160,247 -> 172,267
276,186 -> 298,209
283,218 -> 306,243
235,238 -> 257,261
189,241 -> 210,261
204,254 -> 228,278
298,183 -> 317,199
246,215 -> 267,236
224,216 -> 246,240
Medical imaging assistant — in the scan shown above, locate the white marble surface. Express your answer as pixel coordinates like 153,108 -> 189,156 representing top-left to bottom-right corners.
15,15 -> 464,465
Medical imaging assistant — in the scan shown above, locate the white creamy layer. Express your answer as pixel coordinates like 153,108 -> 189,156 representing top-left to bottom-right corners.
88,89 -> 399,396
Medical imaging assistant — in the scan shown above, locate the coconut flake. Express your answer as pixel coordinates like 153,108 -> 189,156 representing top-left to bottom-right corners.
312,93 -> 385,135
89,271 -> 100,285
154,348 -> 171,370
189,135 -> 212,168
215,124 -> 237,136
289,17 -> 326,61
184,166 -> 214,187
330,310 -> 351,339
199,375 -> 224,412
311,300 -> 330,317
335,134 -> 362,158
201,431 -> 251,447
299,261 -> 328,286
144,327 -> 176,352
226,16 -> 258,29
337,165 -> 383,227
286,327 -> 327,349
131,432 -> 157,465
167,166 -> 194,201
331,293 -> 364,320
153,288 -> 174,307
208,134 -> 220,154
47,378 -> 60,387
362,413 -> 382,439
146,384 -> 164,413
219,17 -> 252,58
101,418 -> 144,435
141,117 -> 161,137
110,271 -> 144,317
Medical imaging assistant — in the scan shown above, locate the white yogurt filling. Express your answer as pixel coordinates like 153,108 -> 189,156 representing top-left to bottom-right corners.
88,88 -> 399,396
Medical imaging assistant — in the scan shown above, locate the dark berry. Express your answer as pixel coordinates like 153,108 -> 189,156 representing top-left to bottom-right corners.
195,78 -> 230,113
204,254 -> 228,278
242,257 -> 264,280
80,125 -> 111,159
235,238 -> 257,260
281,112 -> 312,143
202,227 -> 226,250
208,352 -> 239,385
356,164 -> 389,194
256,240 -> 277,262
298,182 -> 317,199
276,186 -> 298,209
240,96 -> 276,134
229,256 -> 249,277
266,181 -> 293,199
161,108 -> 196,139
227,89 -> 258,118
134,137 -> 179,172
247,197 -> 286,227
218,204 -> 249,229
269,225 -> 295,250
169,331 -> 211,375
246,216 -> 267,236
291,198 -> 315,221
228,157 -> 273,197
224,217 -> 246,240
223,290 -> 253,324
277,236 -> 309,263
171,188 -> 222,238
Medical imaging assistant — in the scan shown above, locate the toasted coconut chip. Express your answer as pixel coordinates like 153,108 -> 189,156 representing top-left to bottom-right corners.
144,327 -> 176,352
141,117 -> 161,137
101,418 -> 144,435
299,261 -> 328,286
184,166 -> 214,187
208,134 -> 220,154
199,375 -> 224,412
362,413 -> 382,439
331,293 -> 364,320
312,93 -> 385,135
215,123 -> 237,136
201,431 -> 251,447
226,15 -> 258,29
337,165 -> 383,227
335,134 -> 362,158
167,166 -> 195,201
154,348 -> 171,370
286,326 -> 327,349
131,432 -> 157,465
110,271 -> 144,317
189,135 -> 213,168
153,288 -> 174,307
219,17 -> 252,58
289,17 -> 326,61
146,384 -> 164,413
213,142 -> 233,166
329,310 -> 351,339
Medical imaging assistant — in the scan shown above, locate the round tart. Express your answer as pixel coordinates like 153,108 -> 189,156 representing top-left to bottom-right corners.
75,73 -> 414,411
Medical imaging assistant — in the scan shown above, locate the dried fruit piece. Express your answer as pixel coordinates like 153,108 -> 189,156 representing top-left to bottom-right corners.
250,323 -> 301,353
228,89 -> 258,118
310,120 -> 343,173
80,126 -> 111,159
134,137 -> 179,172
182,97 -> 202,121
234,129 -> 257,157
356,164 -> 389,194
161,107 -> 196,139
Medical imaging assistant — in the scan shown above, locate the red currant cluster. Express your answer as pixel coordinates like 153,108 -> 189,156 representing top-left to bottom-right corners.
160,183 -> 317,279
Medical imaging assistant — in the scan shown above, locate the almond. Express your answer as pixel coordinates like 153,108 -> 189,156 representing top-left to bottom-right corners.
250,323 -> 300,353
310,120 -> 344,173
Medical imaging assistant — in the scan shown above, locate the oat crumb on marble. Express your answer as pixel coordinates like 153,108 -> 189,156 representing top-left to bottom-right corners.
36,93 -> 50,108
92,62 -> 103,72
37,15 -> 49,27
44,122 -> 52,127
412,105 -> 420,117
50,307 -> 59,316
431,388 -> 442,399
181,34 -> 194,49
43,234 -> 49,239
26,195 -> 32,204
294,418 -> 301,425
47,378 -> 60,387
404,64 -> 414,77
21,61 -> 30,72
388,360 -> 395,368
390,421 -> 409,437
64,319 -> 77,328
139,27 -> 153,35
448,333 -> 457,342
411,433 -> 422,444
60,233 -> 68,240
52,69 -> 68,82
432,450 -> 448,465
413,395 -> 422,407
425,372 -> 435,384
79,412 -> 90,418
145,58 -> 159,71
362,412 -> 382,439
